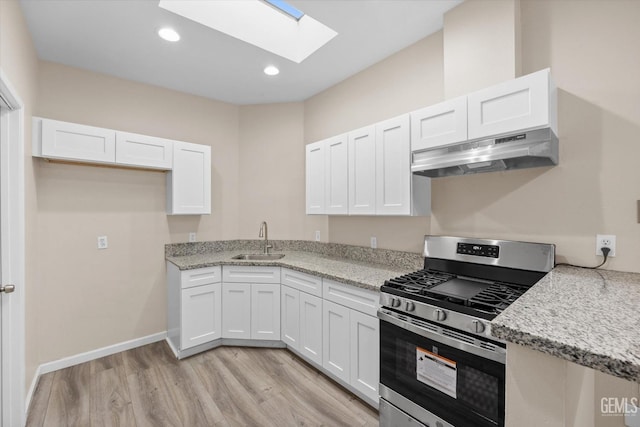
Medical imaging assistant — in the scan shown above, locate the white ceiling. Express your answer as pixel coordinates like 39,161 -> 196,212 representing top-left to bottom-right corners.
19,0 -> 463,105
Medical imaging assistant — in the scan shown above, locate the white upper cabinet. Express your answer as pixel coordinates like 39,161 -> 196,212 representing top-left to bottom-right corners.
167,141 -> 211,215
324,134 -> 349,215
34,117 -> 116,164
115,131 -> 173,169
305,141 -> 325,215
410,96 -> 468,152
467,68 -> 556,140
376,115 -> 412,216
348,125 -> 376,215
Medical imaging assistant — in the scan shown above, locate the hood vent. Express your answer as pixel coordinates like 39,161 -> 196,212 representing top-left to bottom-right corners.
411,127 -> 558,178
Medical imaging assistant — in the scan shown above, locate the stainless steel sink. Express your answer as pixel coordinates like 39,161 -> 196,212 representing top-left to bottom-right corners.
231,253 -> 285,261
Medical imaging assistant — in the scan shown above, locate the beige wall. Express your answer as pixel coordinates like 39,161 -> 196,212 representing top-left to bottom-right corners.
33,62 -> 240,363
0,0 -> 40,396
304,33 -> 444,253
443,0 -> 521,98
238,103 -> 324,242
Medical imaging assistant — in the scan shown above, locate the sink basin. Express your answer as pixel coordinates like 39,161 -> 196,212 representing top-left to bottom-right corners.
231,253 -> 285,261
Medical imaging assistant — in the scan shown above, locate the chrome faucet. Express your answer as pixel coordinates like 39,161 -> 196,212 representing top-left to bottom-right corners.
258,221 -> 272,254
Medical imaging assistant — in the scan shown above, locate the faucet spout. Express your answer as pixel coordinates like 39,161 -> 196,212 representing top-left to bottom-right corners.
259,221 -> 271,254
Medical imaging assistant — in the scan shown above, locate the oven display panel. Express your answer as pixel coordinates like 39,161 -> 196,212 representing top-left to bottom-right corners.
457,243 -> 499,258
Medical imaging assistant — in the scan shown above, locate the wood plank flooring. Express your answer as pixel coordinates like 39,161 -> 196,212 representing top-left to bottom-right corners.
26,342 -> 379,427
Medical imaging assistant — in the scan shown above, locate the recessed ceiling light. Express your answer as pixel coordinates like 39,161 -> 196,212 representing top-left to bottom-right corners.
158,27 -> 180,42
264,65 -> 280,76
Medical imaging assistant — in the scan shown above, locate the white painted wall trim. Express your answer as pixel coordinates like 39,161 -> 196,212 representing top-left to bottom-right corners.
25,331 -> 166,414
0,68 -> 26,427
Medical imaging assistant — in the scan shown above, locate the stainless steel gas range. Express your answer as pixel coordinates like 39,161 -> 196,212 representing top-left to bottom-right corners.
378,235 -> 555,427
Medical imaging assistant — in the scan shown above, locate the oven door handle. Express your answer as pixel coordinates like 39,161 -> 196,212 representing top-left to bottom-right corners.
378,309 -> 506,364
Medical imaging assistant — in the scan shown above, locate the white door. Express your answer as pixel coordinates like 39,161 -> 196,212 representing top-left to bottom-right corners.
348,125 -> 376,215
305,141 -> 325,214
280,286 -> 300,350
221,283 -> 251,339
299,292 -> 322,366
0,72 -> 26,427
350,311 -> 380,403
324,134 -> 348,215
181,283 -> 221,350
376,114 -> 411,215
251,284 -> 280,340
322,300 -> 350,383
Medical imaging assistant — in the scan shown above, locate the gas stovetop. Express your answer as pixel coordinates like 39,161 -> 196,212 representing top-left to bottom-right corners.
382,269 -> 530,318
380,236 -> 556,322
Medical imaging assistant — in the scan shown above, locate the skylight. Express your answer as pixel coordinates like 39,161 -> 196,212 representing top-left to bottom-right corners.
158,0 -> 337,64
264,0 -> 305,21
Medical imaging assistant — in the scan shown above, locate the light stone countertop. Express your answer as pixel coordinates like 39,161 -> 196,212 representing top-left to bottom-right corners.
491,265 -> 640,383
166,250 -> 414,291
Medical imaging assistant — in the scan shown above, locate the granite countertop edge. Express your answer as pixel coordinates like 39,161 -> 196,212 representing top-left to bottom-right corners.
491,323 -> 640,382
166,250 -> 413,291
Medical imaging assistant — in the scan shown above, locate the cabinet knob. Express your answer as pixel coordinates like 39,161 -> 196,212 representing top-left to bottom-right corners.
0,284 -> 15,294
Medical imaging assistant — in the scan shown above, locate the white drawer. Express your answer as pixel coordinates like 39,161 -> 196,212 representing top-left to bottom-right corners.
181,266 -> 222,289
223,266 -> 281,284
281,268 -> 323,297
323,279 -> 379,317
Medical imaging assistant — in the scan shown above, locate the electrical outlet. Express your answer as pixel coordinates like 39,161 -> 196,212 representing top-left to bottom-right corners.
188,232 -> 196,243
596,234 -> 616,257
370,236 -> 377,249
315,230 -> 321,241
97,235 -> 108,249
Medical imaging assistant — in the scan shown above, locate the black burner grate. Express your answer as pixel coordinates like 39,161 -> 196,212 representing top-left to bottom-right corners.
468,282 -> 529,312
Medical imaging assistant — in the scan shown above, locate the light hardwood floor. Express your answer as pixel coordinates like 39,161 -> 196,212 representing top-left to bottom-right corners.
26,342 -> 379,427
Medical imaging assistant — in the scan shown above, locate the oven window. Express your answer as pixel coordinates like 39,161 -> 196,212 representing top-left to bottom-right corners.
381,320 -> 505,427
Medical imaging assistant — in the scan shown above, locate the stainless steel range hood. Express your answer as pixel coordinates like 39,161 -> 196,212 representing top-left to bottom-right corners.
411,127 -> 558,178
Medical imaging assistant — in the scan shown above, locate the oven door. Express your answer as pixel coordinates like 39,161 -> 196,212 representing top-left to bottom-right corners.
379,309 -> 506,427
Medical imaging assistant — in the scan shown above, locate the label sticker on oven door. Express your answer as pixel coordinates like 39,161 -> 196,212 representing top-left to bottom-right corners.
416,347 -> 457,399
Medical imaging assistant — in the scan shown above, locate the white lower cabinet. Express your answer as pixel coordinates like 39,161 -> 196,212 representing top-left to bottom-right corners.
251,283 -> 281,340
298,292 -> 323,366
222,266 -> 281,341
281,286 -> 300,349
181,283 -> 222,350
167,263 -> 223,357
222,283 -> 252,339
323,300 -> 351,383
349,310 -> 380,403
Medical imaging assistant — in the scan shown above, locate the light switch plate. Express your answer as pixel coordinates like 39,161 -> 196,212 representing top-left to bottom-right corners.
97,236 -> 108,249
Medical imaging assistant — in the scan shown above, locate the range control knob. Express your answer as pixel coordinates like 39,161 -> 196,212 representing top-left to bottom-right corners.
404,301 -> 416,312
472,320 -> 486,334
390,297 -> 402,308
433,309 -> 447,322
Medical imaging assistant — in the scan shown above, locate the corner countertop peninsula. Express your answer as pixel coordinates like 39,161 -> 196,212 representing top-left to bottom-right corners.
492,265 -> 640,383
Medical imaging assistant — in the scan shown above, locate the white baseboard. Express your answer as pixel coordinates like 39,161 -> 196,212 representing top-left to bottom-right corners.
25,331 -> 167,415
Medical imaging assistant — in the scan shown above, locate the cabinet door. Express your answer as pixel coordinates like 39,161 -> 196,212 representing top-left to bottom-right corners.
348,125 -> 376,215
167,141 -> 211,215
115,131 -> 173,169
251,284 -> 281,340
181,283 -> 222,350
222,283 -> 251,339
40,118 -> 116,164
376,114 -> 411,216
322,300 -> 350,383
410,96 -> 467,152
280,286 -> 300,349
299,292 -> 322,366
324,134 -> 348,215
468,68 -> 551,140
305,141 -> 325,215
350,311 -> 379,403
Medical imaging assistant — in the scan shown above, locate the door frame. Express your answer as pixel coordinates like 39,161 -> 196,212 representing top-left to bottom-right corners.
0,68 -> 26,427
